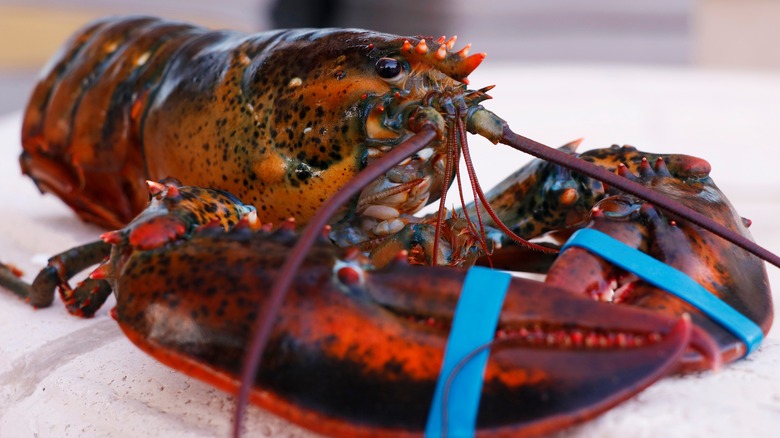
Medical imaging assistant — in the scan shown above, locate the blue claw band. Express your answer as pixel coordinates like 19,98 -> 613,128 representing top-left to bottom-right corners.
426,266 -> 511,438
562,229 -> 763,355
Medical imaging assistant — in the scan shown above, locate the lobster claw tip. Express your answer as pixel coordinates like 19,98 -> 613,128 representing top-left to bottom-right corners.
686,313 -> 723,372
461,281 -> 702,436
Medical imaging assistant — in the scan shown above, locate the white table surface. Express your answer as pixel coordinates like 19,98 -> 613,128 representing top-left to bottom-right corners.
1,64 -> 779,437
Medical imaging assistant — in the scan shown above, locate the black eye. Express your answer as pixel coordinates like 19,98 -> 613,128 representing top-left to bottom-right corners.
375,57 -> 402,79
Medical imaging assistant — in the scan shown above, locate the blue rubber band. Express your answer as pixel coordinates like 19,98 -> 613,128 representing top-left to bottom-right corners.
562,229 -> 763,355
425,266 -> 511,438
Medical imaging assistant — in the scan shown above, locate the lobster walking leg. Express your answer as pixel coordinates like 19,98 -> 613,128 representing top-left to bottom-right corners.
8,240 -> 111,309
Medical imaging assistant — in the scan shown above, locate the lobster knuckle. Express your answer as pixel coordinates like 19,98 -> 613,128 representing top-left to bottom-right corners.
467,106 -> 505,144
407,106 -> 446,138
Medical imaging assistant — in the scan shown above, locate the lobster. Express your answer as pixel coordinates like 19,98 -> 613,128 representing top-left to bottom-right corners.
1,15 -> 776,437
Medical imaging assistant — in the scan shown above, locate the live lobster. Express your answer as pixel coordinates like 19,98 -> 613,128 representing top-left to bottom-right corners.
1,15 -> 776,437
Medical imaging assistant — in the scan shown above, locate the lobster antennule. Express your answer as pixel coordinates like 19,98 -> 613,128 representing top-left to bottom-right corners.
433,105 -> 557,257
467,107 -> 780,269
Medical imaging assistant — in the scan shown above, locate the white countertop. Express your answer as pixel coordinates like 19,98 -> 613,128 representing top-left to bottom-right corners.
1,65 -> 779,437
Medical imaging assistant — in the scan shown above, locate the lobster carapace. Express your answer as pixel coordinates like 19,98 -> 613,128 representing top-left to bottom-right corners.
22,16 -> 484,248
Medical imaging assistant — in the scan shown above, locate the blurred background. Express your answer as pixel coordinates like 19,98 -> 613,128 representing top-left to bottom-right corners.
1,0 -> 779,115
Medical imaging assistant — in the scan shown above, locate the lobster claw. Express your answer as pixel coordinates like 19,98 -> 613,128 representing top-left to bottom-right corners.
100,221 -> 717,437
365,266 -> 719,436
479,314 -> 696,437
546,192 -> 772,371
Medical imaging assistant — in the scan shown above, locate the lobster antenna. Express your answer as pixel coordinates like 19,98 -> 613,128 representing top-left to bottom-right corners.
498,125 -> 780,269
431,117 -> 459,265
232,127 -> 438,437
458,117 -> 559,255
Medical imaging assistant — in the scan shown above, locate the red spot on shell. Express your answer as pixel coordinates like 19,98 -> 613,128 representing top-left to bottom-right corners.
165,184 -> 181,199
89,263 -> 111,280
128,216 -> 186,250
337,266 -> 361,285
100,230 -> 123,244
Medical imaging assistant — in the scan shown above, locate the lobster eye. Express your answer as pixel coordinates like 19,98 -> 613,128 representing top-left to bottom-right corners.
375,57 -> 403,81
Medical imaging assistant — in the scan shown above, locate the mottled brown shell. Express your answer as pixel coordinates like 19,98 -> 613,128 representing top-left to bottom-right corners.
21,16 -> 484,229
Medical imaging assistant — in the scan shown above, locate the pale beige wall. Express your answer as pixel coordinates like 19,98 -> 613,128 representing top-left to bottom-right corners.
2,1 -> 780,70
694,0 -> 780,70
0,3 -> 262,69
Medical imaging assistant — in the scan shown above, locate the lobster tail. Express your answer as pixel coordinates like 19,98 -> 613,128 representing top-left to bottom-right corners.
21,16 -> 209,227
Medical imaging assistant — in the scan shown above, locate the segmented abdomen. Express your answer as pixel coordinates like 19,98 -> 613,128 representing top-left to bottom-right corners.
21,17 -> 212,226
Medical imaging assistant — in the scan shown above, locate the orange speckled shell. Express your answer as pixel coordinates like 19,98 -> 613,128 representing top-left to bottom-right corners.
20,16 -> 422,228
141,28 -> 398,224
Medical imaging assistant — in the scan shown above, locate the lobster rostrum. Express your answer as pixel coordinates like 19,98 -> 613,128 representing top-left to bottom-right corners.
1,15 -> 777,437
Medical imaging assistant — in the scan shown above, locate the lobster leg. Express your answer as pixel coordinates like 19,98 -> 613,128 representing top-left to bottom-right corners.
56,276 -> 113,318
0,262 -> 31,301
0,240 -> 111,311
